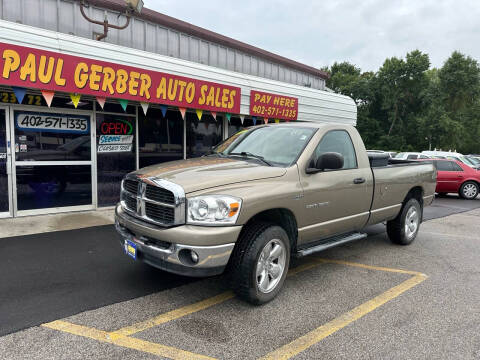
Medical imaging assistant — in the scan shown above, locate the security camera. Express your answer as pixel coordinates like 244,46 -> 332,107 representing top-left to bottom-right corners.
125,0 -> 144,13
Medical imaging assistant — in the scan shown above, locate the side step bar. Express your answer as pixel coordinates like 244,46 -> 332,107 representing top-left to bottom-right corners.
296,232 -> 367,257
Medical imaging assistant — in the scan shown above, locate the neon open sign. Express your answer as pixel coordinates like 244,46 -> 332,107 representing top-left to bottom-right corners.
100,119 -> 133,135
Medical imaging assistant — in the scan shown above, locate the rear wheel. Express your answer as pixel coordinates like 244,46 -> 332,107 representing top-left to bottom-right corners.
387,198 -> 422,245
459,181 -> 479,200
230,222 -> 290,305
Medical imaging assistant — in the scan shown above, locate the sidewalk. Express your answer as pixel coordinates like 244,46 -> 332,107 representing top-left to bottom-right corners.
0,208 -> 115,239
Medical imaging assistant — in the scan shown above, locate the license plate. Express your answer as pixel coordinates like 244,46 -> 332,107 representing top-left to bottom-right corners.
124,239 -> 137,260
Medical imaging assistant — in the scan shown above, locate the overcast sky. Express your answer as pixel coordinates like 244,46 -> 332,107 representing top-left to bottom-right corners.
143,0 -> 479,72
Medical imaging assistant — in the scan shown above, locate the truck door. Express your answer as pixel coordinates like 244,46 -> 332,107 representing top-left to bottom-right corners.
299,130 -> 373,245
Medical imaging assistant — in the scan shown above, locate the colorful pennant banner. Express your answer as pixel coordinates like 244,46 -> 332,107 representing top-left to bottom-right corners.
211,111 -> 217,121
69,93 -> 81,108
140,102 -> 149,115
160,105 -> 168,118
96,97 -> 106,109
239,115 -> 245,125
196,109 -> 203,121
179,107 -> 187,120
41,90 -> 55,107
12,86 -> 26,104
264,117 -> 269,124
118,99 -> 128,112
225,113 -> 231,123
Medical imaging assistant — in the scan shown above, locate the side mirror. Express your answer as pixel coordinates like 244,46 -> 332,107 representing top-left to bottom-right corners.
306,152 -> 344,174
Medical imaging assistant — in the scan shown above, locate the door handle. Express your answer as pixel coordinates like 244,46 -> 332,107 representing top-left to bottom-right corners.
353,177 -> 366,184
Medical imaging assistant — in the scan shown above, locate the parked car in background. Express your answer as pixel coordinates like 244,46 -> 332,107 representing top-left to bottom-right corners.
367,150 -> 397,158
419,159 -> 480,200
422,151 -> 479,169
395,152 -> 431,160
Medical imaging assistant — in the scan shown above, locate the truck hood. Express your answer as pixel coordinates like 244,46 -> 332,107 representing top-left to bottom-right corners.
133,157 -> 286,193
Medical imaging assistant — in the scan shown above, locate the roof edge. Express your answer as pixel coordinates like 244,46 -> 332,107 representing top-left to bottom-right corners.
84,0 -> 329,80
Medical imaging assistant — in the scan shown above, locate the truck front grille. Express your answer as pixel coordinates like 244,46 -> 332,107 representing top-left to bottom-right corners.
123,194 -> 137,212
145,202 -> 175,224
145,185 -> 175,204
121,176 -> 185,227
123,179 -> 138,195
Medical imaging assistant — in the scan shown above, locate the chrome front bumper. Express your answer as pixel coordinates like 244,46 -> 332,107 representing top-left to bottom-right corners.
115,205 -> 239,277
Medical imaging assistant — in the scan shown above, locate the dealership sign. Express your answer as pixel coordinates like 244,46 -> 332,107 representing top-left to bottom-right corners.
249,90 -> 298,121
0,42 -> 241,113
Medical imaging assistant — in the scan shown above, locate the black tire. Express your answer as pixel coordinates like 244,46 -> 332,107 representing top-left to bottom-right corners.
387,198 -> 422,245
459,181 -> 479,200
229,222 -> 290,305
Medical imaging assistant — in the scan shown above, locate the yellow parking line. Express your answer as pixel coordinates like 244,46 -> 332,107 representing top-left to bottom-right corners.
42,320 -> 215,360
113,260 -> 322,337
259,271 -> 427,360
112,291 -> 236,337
315,258 -> 424,276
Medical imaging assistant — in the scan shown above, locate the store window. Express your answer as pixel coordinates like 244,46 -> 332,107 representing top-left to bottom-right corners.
13,110 -> 94,211
228,117 -> 254,137
14,111 -> 91,162
138,108 -> 184,168
186,113 -> 223,158
16,165 -> 92,211
96,113 -> 136,207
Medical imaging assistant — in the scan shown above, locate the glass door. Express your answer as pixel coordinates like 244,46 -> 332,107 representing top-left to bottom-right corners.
11,108 -> 95,215
0,107 -> 12,217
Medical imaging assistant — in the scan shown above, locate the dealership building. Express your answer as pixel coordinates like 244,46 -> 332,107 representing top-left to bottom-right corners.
0,0 -> 356,218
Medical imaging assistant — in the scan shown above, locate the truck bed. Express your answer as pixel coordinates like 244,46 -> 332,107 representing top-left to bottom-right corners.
367,153 -> 436,225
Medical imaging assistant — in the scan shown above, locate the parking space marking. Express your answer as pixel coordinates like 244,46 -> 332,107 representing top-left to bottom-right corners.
43,320 -> 215,360
111,259 -> 322,337
112,291 -> 236,337
41,259 -> 427,360
260,260 -> 427,360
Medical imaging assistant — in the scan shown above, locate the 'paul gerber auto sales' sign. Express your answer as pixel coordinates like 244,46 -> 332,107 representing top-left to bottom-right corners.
0,42 -> 241,113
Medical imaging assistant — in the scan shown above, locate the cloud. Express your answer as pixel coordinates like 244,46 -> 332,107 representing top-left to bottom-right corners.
143,0 -> 480,72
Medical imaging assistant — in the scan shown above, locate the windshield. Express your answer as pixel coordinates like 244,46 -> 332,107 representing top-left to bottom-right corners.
213,126 -> 316,167
450,156 -> 474,166
467,157 -> 480,165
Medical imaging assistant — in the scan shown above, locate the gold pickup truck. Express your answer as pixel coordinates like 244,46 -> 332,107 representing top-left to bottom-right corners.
115,123 -> 436,304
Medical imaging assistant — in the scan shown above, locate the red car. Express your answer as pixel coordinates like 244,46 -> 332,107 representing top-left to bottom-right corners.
423,159 -> 480,200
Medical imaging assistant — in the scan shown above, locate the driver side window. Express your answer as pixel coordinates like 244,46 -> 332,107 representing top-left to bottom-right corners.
314,130 -> 357,169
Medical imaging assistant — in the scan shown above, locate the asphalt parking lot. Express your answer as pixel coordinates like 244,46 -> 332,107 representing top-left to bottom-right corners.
0,195 -> 479,359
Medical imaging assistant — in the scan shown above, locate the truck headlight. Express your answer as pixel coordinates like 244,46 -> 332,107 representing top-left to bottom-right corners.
187,195 -> 242,225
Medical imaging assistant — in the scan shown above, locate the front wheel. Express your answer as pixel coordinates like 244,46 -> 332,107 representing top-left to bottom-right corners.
230,222 -> 290,305
459,181 -> 479,200
387,198 -> 422,245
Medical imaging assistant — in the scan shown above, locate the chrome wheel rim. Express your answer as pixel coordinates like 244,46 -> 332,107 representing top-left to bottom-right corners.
256,239 -> 286,294
405,206 -> 419,239
463,183 -> 478,198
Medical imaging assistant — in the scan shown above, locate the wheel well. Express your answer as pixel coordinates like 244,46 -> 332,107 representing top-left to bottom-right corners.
460,180 -> 480,188
240,209 -> 298,252
404,186 -> 424,208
